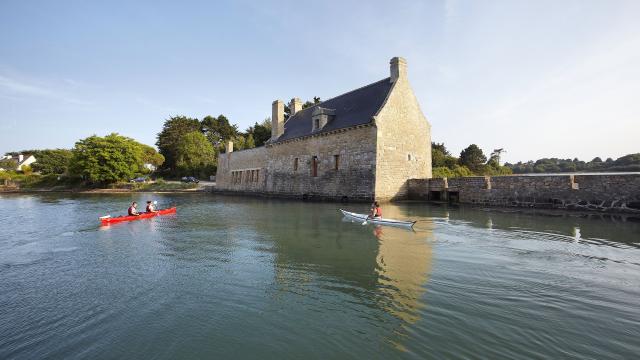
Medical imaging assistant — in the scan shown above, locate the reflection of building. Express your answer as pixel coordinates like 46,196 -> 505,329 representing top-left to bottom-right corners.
216,57 -> 432,201
271,203 -> 434,325
374,224 -> 433,324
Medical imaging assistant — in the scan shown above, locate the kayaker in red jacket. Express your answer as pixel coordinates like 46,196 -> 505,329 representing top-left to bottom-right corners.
128,202 -> 141,216
146,200 -> 158,213
369,201 -> 382,218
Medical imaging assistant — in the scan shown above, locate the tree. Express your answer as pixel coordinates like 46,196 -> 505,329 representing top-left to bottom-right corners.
156,116 -> 201,173
31,149 -> 73,175
459,144 -> 487,172
20,164 -> 33,175
200,115 -> 238,148
431,142 -> 459,168
71,133 -> 147,184
249,118 -> 272,147
0,158 -> 16,170
245,133 -> 256,149
488,148 -> 506,166
139,144 -> 165,169
175,131 -> 216,177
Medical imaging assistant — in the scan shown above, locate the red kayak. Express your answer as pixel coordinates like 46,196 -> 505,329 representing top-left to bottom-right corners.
99,207 -> 177,225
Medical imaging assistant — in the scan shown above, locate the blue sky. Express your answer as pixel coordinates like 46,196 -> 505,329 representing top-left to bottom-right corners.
1,0 -> 638,163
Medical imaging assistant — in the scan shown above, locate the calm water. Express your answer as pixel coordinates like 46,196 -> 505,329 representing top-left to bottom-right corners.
1,194 -> 639,359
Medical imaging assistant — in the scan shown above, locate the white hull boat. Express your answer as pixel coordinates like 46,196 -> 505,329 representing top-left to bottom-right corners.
340,209 -> 416,229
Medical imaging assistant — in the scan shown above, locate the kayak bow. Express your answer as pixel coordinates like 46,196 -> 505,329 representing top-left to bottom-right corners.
99,207 -> 176,225
339,209 -> 416,229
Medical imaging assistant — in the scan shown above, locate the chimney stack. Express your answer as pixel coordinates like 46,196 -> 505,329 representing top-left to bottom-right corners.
271,100 -> 284,140
226,141 -> 233,153
290,98 -> 303,116
18,154 -> 24,163
390,57 -> 407,83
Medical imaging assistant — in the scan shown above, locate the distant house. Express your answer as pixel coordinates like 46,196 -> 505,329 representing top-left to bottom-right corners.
2,154 -> 37,171
143,163 -> 157,172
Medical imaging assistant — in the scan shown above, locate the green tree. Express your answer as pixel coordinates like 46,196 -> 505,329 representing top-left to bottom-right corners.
31,149 -> 73,175
20,164 -> 33,175
200,115 -> 238,147
459,144 -> 487,173
175,131 -> 216,177
245,133 -> 256,149
0,158 -> 16,170
248,118 -> 272,147
431,142 -> 458,168
156,116 -> 201,173
71,133 -> 147,184
139,144 -> 165,169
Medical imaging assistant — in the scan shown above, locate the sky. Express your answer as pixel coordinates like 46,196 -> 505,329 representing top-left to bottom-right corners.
0,0 -> 638,163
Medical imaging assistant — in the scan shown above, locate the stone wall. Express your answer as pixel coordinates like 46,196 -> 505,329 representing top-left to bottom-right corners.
265,125 -> 377,201
216,146 -> 268,193
374,58 -> 431,201
411,174 -> 640,213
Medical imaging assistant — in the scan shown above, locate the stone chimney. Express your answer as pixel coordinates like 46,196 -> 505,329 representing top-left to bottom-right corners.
226,141 -> 233,153
271,100 -> 284,140
290,98 -> 303,116
390,57 -> 407,83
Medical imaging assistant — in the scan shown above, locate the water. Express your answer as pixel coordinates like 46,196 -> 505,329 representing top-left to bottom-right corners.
0,193 -> 639,359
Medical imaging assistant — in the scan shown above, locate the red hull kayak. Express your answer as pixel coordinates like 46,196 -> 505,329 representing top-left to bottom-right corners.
100,207 -> 177,225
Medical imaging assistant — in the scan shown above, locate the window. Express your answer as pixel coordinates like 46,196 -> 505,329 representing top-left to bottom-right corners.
314,119 -> 320,130
294,158 -> 298,171
254,170 -> 259,182
334,155 -> 340,170
312,156 -> 318,177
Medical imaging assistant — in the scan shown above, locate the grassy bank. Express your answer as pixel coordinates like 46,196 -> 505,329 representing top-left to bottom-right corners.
0,172 -> 199,192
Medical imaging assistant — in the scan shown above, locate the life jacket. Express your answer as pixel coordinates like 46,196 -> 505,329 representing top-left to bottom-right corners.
146,204 -> 153,212
375,207 -> 382,217
128,206 -> 136,216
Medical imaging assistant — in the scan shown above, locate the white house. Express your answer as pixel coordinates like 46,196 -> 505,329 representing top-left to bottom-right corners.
2,154 -> 37,171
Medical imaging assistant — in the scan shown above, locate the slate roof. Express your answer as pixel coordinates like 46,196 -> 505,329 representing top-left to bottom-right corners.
275,77 -> 392,142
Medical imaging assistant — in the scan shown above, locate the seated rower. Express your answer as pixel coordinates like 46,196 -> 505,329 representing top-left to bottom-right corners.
128,201 -> 141,216
369,201 -> 382,219
146,200 -> 158,213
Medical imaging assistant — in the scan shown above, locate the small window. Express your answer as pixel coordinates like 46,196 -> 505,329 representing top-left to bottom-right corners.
312,156 -> 318,177
294,158 -> 298,171
334,155 -> 340,170
255,170 -> 259,182
314,119 -> 320,130
407,154 -> 411,161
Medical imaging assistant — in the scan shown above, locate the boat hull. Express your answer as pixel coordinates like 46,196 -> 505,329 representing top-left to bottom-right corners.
100,207 -> 177,225
340,209 -> 416,228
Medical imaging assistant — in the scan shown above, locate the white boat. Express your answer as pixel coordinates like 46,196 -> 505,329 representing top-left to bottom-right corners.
340,209 -> 416,229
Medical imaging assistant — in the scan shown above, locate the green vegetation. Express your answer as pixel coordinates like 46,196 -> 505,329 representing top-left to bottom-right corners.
31,149 -> 73,174
431,143 -> 512,178
70,133 -> 163,185
175,131 -> 216,178
504,153 -> 640,173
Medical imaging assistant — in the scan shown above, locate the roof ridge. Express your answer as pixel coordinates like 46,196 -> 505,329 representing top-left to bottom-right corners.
285,77 -> 390,123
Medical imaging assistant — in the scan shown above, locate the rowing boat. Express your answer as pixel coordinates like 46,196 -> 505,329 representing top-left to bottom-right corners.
339,209 -> 416,229
99,207 -> 177,225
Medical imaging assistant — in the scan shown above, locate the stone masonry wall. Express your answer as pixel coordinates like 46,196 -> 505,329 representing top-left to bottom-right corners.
411,174 -> 640,213
374,67 -> 431,201
265,125 -> 377,201
216,146 -> 268,193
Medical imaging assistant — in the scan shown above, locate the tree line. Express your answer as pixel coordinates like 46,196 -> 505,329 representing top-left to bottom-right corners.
431,143 -> 512,178
504,153 -> 640,174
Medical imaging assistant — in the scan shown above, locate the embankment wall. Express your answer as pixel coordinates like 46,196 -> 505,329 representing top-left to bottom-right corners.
408,174 -> 640,213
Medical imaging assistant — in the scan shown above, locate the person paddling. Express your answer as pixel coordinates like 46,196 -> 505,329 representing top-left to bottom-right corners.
128,202 -> 141,216
146,200 -> 158,213
369,201 -> 382,219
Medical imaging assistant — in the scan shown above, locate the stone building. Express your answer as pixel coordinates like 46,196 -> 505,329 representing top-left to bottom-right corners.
216,57 -> 431,201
